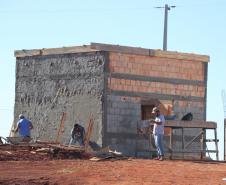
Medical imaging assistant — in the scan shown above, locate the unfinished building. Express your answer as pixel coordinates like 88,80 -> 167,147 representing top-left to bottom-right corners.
13,43 -> 217,158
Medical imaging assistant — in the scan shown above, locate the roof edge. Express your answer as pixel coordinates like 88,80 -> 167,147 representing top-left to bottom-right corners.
14,45 -> 98,58
90,43 -> 209,62
14,42 -> 210,62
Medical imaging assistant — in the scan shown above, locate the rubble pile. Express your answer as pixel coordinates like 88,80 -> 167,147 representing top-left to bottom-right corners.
0,142 -> 87,161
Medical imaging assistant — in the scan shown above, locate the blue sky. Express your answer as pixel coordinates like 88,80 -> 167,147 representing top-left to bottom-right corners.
0,0 -> 225,160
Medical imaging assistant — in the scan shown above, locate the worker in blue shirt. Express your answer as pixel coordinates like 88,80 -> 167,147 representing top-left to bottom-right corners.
14,114 -> 33,137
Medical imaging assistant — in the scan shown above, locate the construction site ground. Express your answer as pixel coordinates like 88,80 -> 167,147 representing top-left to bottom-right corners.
0,157 -> 226,184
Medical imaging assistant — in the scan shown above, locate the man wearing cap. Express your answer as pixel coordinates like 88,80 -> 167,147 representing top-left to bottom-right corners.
14,114 -> 33,137
151,107 -> 165,161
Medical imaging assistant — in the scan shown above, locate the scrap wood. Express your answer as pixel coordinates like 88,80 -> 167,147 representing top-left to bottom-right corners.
46,144 -> 85,152
84,114 -> 94,151
7,136 -> 32,144
89,155 -> 129,161
0,142 -> 89,161
90,147 -> 128,161
3,151 -> 12,155
55,112 -> 66,143
36,148 -> 51,152
36,140 -> 59,145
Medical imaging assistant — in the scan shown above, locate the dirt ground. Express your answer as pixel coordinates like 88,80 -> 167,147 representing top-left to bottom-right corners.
0,159 -> 226,185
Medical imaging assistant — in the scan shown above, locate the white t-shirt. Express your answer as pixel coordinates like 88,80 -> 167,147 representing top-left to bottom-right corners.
153,114 -> 165,135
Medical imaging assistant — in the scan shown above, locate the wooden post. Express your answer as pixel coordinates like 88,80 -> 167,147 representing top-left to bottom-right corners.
135,121 -> 139,157
9,121 -> 16,137
169,128 -> 173,160
84,114 -> 94,152
200,129 -> 204,160
182,128 -> 185,159
214,128 -> 219,160
149,133 -> 153,159
55,112 -> 66,143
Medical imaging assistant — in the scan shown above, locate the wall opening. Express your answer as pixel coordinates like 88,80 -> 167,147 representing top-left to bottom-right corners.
141,104 -> 155,120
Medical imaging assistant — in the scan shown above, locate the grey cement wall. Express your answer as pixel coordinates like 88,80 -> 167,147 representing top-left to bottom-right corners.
14,52 -> 106,145
173,100 -> 205,121
105,95 -> 141,156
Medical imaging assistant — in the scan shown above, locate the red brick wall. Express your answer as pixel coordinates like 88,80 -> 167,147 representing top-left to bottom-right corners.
109,52 -> 205,81
108,78 -> 205,97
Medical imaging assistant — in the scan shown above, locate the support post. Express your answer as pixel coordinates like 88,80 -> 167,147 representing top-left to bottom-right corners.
169,128 -> 173,159
56,112 -> 66,143
149,134 -> 153,159
200,128 -> 204,160
214,128 -> 219,160
182,128 -> 185,159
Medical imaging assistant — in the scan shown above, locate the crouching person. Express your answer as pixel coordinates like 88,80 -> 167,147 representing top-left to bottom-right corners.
69,123 -> 85,146
14,114 -> 33,138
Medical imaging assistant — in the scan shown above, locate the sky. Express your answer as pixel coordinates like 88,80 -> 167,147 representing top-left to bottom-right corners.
0,0 -> 226,160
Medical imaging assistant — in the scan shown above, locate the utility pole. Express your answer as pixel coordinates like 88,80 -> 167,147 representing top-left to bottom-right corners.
155,4 -> 176,51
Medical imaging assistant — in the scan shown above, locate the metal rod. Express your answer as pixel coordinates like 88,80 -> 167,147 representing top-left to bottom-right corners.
184,130 -> 203,149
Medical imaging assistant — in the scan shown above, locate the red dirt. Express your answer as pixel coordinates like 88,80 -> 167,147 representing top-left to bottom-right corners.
0,159 -> 226,185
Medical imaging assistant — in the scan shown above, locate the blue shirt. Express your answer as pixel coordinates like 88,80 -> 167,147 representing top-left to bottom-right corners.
17,118 -> 32,137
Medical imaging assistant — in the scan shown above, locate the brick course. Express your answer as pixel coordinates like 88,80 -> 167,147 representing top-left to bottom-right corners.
109,77 -> 205,97
109,52 -> 204,81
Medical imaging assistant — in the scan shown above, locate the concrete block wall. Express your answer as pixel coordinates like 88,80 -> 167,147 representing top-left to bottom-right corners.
106,95 -> 140,133
14,52 -> 105,145
105,95 -> 141,156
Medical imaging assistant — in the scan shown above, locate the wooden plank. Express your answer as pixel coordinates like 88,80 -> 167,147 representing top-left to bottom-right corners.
91,42 -> 209,62
47,144 -> 85,152
170,150 -> 218,153
91,42 -> 152,56
15,49 -> 41,57
55,112 -> 66,143
15,45 -> 98,58
15,43 -> 209,63
139,149 -> 218,154
165,120 -> 217,129
154,50 -> 209,62
84,114 -> 94,151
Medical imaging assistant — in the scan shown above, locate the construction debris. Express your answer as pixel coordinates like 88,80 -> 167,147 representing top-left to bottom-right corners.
0,141 -> 87,161
89,147 -> 129,161
0,139 -> 128,162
